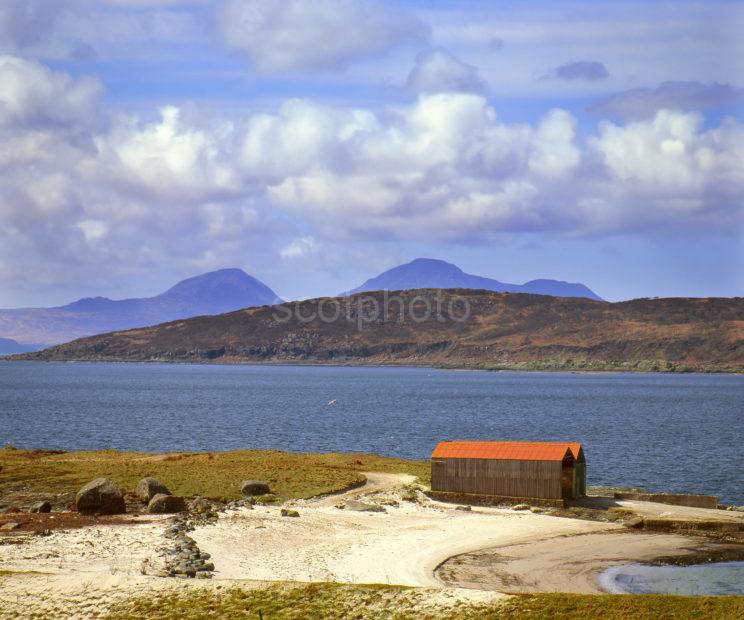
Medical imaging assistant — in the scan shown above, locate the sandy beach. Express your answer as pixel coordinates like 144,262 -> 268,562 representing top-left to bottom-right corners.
2,472 -> 743,616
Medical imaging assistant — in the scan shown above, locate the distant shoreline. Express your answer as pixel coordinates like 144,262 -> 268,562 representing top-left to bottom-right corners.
3,357 -> 743,375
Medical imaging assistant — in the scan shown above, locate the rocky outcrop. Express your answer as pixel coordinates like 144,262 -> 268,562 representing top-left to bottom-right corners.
136,477 -> 171,503
75,478 -> 126,515
242,480 -> 270,496
147,494 -> 186,514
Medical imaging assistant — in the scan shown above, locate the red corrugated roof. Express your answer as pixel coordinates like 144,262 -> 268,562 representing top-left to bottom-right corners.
432,441 -> 581,461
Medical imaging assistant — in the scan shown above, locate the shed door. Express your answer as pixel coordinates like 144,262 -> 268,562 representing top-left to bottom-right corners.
561,456 -> 575,499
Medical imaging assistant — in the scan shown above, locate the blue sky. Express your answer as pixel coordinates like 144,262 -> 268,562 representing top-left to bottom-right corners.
0,0 -> 742,306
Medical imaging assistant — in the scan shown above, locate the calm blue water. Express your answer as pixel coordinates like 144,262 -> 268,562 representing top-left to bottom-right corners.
1,362 -> 742,504
600,561 -> 744,595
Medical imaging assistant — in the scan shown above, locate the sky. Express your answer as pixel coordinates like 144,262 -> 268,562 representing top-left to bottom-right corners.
0,0 -> 742,307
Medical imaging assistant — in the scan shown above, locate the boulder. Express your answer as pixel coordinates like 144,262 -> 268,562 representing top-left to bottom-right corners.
76,478 -> 126,515
242,480 -> 271,496
511,504 -> 530,511
147,494 -> 187,514
136,478 -> 171,503
29,501 -> 52,513
343,500 -> 386,513
455,505 -> 472,512
280,509 -> 300,518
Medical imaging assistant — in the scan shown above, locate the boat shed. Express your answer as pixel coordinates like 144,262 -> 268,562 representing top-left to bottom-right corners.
431,441 -> 586,502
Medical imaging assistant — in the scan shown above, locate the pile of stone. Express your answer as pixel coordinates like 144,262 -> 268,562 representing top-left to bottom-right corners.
162,514 -> 214,579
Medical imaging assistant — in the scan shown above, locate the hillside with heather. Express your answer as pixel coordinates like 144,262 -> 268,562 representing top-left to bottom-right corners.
15,290 -> 743,373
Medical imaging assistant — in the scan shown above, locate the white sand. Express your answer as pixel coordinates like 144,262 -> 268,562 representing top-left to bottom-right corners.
191,473 -> 617,587
3,473 -> 738,615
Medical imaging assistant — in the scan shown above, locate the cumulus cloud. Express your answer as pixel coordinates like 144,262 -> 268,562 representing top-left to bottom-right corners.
591,81 -> 744,119
0,55 -> 741,302
215,0 -> 427,72
0,55 -> 102,127
255,94 -> 741,238
544,61 -> 609,82
99,105 -> 241,202
406,49 -> 485,94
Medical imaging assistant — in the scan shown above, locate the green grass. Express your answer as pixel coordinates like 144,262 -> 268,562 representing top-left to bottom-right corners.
104,585 -> 744,620
0,447 -> 430,503
501,593 -> 744,620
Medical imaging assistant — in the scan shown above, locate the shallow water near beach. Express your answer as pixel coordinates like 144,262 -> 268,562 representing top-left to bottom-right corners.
1,361 -> 742,504
600,561 -> 744,595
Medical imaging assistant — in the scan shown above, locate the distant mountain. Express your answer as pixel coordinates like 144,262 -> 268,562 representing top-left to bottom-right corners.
341,258 -> 602,301
0,268 -> 282,346
17,290 -> 743,374
0,337 -> 37,355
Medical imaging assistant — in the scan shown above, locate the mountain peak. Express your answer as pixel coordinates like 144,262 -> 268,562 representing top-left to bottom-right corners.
343,258 -> 602,300
158,267 -> 282,310
0,268 -> 283,346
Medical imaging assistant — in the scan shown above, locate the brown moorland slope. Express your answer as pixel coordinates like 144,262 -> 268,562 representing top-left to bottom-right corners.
12,289 -> 744,372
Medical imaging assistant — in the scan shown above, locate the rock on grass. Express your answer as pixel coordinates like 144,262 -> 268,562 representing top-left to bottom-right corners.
76,478 -> 126,515
147,494 -> 187,514
242,480 -> 271,496
136,477 -> 171,503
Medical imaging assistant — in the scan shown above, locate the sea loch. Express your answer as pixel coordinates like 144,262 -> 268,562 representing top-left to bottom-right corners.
1,362 -> 742,505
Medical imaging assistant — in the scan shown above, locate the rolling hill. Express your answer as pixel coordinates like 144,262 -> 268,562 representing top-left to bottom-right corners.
15,289 -> 743,373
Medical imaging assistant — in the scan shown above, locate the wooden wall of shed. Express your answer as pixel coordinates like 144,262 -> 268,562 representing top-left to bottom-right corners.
431,458 -> 564,499
575,461 -> 586,496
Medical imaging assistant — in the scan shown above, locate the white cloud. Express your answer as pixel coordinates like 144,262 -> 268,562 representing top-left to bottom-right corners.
215,0 -> 427,72
528,109 -> 580,178
280,236 -> 321,259
0,56 -> 740,303
99,106 -> 242,202
590,110 -> 707,188
406,49 -> 485,94
77,218 -> 109,242
257,95 -> 741,238
0,55 -> 102,127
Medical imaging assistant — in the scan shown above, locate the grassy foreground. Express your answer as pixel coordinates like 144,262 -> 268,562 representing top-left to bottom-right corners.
0,447 -> 430,504
104,584 -> 744,620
